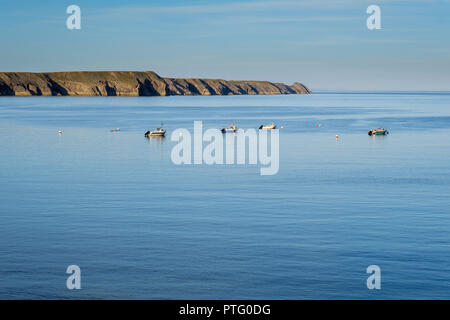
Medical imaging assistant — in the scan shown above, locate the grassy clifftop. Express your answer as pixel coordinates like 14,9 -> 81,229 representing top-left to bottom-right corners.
0,71 -> 311,96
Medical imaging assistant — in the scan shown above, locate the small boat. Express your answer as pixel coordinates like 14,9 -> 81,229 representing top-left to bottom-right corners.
145,124 -> 166,137
368,128 -> 389,136
221,123 -> 238,133
259,123 -> 277,130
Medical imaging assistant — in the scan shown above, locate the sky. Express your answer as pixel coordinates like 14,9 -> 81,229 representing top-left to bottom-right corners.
0,0 -> 449,91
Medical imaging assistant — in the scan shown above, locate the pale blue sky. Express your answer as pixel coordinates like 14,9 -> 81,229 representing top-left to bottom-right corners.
0,0 -> 449,91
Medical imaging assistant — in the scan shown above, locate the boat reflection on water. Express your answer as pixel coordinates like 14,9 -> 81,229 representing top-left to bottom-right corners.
145,135 -> 165,145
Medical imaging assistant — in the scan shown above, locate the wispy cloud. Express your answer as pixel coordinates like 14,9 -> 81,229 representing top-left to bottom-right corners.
92,0 -> 447,17
203,15 -> 360,25
94,1 -> 321,17
290,37 -> 414,46
89,0 -> 447,23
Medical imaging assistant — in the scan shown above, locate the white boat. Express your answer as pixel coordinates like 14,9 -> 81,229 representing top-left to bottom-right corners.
259,123 -> 277,130
145,124 -> 166,137
221,123 -> 238,133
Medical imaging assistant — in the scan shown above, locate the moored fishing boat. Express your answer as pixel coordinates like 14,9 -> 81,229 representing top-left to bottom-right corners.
368,128 -> 389,136
221,123 -> 238,133
145,123 -> 166,137
259,123 -> 277,130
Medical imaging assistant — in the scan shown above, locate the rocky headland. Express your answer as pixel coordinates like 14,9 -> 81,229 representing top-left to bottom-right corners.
0,71 -> 311,96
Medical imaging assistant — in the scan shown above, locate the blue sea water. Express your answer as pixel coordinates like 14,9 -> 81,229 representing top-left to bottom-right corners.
0,93 -> 449,299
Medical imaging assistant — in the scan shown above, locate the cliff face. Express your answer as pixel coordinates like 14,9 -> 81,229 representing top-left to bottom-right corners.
0,71 -> 310,96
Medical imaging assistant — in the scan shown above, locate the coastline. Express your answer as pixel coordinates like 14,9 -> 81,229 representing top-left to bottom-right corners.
0,71 -> 311,97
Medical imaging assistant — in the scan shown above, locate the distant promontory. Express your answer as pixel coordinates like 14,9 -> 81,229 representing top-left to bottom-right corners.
0,71 -> 310,96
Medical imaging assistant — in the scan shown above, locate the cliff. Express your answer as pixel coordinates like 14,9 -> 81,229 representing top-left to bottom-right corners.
0,71 -> 310,96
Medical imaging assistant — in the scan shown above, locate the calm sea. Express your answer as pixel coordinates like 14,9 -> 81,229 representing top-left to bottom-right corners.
0,93 -> 449,299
